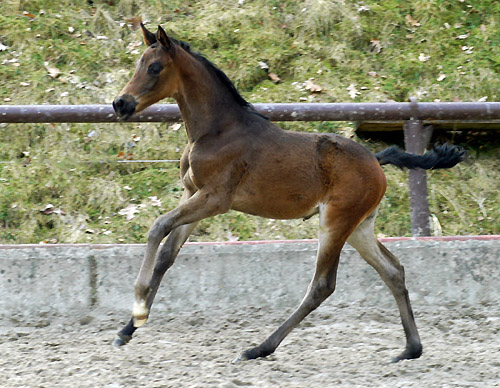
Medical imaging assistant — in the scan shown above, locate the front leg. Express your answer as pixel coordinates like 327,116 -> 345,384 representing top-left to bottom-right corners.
132,164 -> 246,327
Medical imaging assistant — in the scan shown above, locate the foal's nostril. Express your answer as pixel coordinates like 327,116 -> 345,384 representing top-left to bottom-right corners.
112,97 -> 125,113
112,95 -> 138,118
115,98 -> 124,109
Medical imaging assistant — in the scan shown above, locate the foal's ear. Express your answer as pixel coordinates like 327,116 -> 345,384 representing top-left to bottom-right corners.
140,22 -> 157,46
157,25 -> 173,50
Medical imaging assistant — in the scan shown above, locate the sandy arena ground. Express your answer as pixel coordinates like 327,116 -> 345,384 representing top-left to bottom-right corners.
1,302 -> 499,388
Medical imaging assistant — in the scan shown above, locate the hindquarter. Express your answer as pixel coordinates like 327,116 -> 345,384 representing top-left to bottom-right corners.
319,134 -> 387,224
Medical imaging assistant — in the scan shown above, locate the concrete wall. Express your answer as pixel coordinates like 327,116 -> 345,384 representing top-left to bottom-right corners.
0,237 -> 498,323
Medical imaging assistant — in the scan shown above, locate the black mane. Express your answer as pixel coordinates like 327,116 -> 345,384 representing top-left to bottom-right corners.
172,38 -> 268,119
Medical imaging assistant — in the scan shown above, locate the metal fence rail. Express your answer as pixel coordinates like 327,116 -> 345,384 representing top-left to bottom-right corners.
2,101 -> 499,237
2,102 -> 500,123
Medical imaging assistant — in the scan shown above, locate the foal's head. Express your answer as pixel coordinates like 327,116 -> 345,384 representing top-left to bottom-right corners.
113,24 -> 181,120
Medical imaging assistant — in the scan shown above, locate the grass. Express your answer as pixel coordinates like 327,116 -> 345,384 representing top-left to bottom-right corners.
0,0 -> 498,243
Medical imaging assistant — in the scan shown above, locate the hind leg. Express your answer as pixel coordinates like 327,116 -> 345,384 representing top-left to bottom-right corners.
347,212 -> 422,362
235,204 -> 355,362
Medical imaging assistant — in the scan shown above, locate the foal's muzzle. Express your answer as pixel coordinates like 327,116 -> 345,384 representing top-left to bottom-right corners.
113,94 -> 138,120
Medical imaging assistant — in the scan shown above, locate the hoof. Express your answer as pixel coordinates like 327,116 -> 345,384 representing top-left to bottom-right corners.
233,346 -> 273,363
132,301 -> 149,328
391,344 -> 423,363
232,352 -> 250,364
113,333 -> 132,347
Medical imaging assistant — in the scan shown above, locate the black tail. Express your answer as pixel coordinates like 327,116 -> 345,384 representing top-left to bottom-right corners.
375,143 -> 466,170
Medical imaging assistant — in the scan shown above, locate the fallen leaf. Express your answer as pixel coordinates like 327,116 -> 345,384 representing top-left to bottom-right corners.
40,204 -> 55,215
170,123 -> 182,131
258,61 -> 269,70
44,62 -> 61,78
456,33 -> 469,40
268,72 -> 281,83
370,38 -> 382,53
304,79 -> 323,93
405,15 -> 421,27
347,84 -> 360,99
39,239 -> 58,244
437,74 -> 446,82
226,231 -> 239,242
118,204 -> 140,220
461,46 -> 474,54
149,196 -> 162,207
22,11 -> 35,19
418,53 -> 430,62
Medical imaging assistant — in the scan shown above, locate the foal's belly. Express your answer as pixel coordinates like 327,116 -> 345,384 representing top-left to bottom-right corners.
231,178 -> 322,220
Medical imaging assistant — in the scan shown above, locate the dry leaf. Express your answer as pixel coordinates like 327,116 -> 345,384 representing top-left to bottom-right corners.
461,46 -> 474,54
405,15 -> 421,27
418,53 -> 430,62
258,61 -> 269,70
304,79 -> 323,93
437,74 -> 446,82
118,204 -> 140,220
149,196 -> 162,207
347,84 -> 360,99
44,62 -> 61,78
268,72 -> 281,83
40,204 -> 55,215
370,38 -> 382,53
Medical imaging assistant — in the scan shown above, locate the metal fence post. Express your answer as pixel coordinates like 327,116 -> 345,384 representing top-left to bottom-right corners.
403,98 -> 434,236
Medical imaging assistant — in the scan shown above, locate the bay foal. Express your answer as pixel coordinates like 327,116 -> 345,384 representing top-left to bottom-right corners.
112,24 -> 465,362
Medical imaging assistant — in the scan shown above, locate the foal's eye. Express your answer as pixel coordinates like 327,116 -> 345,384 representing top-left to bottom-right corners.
147,62 -> 163,76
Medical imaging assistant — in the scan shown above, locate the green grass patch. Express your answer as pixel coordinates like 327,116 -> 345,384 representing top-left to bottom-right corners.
0,0 -> 498,243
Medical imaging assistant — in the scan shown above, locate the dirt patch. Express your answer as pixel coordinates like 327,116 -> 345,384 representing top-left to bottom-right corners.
1,302 -> 498,387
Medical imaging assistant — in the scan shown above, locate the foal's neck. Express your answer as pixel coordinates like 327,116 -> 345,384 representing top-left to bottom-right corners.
172,53 -> 249,142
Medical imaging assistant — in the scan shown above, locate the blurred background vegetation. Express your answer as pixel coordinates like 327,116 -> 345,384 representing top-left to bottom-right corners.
0,0 -> 498,243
